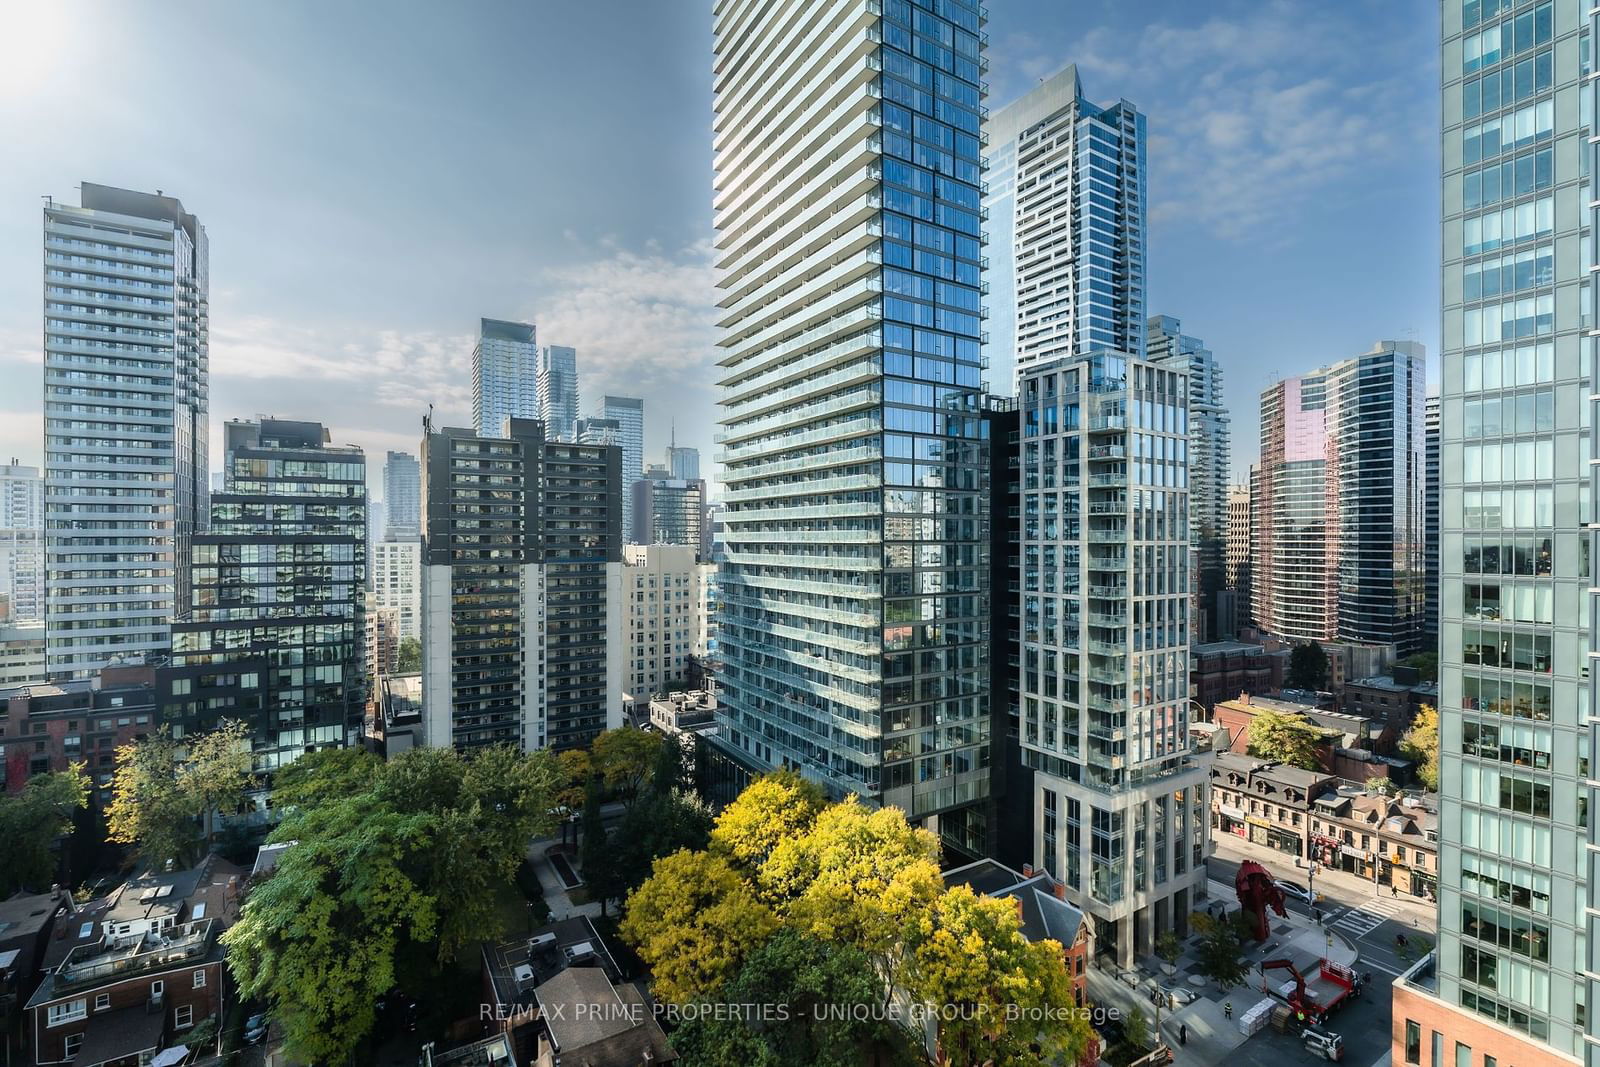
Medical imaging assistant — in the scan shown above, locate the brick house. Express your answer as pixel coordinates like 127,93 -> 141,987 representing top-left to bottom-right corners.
943,859 -> 1090,1004
24,859 -> 241,1066
0,666 -> 157,801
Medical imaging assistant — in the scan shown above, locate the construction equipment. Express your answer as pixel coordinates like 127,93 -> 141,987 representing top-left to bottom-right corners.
1259,956 -> 1359,1022
1302,1027 -> 1345,1061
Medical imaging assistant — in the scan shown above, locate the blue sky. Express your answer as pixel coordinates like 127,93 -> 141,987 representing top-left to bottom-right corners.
0,0 -> 1438,489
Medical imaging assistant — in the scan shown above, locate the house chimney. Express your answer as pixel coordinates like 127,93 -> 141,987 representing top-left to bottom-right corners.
1022,864 -> 1034,878
1053,882 -> 1066,900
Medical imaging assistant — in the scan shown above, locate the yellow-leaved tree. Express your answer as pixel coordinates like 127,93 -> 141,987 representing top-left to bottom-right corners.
904,885 -> 1092,1067
1401,703 -> 1440,790
618,848 -> 779,1003
707,767 -> 827,875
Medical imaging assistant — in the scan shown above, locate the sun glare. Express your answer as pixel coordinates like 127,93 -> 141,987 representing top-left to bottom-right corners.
0,3 -> 69,96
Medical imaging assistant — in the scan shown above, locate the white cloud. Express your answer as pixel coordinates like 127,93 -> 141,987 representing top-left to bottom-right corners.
999,1 -> 1432,243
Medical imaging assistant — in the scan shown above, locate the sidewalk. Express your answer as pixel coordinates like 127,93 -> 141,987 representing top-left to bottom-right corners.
1210,836 -> 1436,928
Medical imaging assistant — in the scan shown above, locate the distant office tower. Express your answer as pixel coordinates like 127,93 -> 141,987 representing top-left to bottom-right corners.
0,463 -> 43,529
599,396 -> 644,540
160,419 -> 366,772
1252,343 -> 1426,652
986,65 -> 1146,380
1224,483 -> 1252,636
471,318 -> 538,437
576,416 -> 620,446
0,464 -> 44,623
620,544 -> 713,710
1015,351 -> 1207,966
1391,4 -> 1589,1061
383,451 -> 421,537
1423,393 -> 1440,652
420,418 -> 623,752
1148,316 -> 1230,642
43,184 -> 209,677
630,469 -> 706,551
711,0 -> 991,849
666,442 -> 701,482
538,345 -> 580,442
372,537 -> 421,643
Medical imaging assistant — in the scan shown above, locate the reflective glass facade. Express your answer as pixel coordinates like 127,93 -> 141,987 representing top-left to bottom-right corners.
471,318 -> 538,438
43,184 -> 209,677
1428,0 -> 1592,1058
161,419 -> 366,774
712,0 -> 991,833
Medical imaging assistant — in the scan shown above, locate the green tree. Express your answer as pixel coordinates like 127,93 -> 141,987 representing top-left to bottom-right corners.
1194,914 -> 1251,990
1365,775 -> 1397,797
1245,710 -> 1328,771
671,929 -> 923,1067
601,789 -> 714,907
1124,1005 -> 1149,1050
1287,641 -> 1330,691
108,722 -> 256,868
592,726 -> 663,807
0,765 -> 89,896
223,805 -> 438,1064
1401,704 -> 1440,791
620,849 -> 780,1003
396,636 -> 422,673
1401,651 -> 1439,683
580,778 -> 622,915
709,769 -> 827,876
903,885 -> 1091,1066
1155,930 -> 1183,970
269,748 -> 381,811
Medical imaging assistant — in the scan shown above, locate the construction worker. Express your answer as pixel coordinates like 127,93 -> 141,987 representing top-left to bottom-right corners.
1224,1001 -> 1233,1020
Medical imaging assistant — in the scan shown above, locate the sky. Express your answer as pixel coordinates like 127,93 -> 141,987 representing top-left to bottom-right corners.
0,0 -> 1439,493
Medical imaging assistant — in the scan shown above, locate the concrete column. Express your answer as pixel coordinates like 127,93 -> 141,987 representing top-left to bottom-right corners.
1117,917 -> 1134,969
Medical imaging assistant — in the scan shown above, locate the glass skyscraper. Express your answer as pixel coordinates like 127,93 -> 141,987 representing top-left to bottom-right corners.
471,318 -> 538,438
711,0 -> 991,846
538,344 -> 580,443
1147,315 -> 1230,642
985,65 -> 1145,383
160,419 -> 367,773
1253,344 -> 1427,651
601,395 -> 644,542
382,450 -> 421,538
43,184 -> 209,677
1393,2 -> 1591,1062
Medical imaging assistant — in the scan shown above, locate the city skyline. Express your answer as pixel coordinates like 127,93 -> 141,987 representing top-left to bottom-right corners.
0,1 -> 1439,495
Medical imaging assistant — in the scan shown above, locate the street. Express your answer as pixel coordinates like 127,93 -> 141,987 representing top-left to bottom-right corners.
1202,845 -> 1436,1067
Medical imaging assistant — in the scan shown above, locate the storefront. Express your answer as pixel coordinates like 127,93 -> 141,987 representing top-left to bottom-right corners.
1338,844 -> 1375,880
1216,803 -> 1247,839
1264,824 -> 1303,857
1310,833 -> 1340,868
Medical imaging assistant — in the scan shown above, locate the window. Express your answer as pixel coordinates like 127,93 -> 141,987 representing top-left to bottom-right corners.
1432,1031 -> 1443,1067
94,993 -> 109,1011
64,1034 -> 82,1058
1456,1043 -> 1472,1067
47,999 -> 87,1026
151,979 -> 164,998
176,1003 -> 194,1028
1404,1020 -> 1421,1064
193,969 -> 207,988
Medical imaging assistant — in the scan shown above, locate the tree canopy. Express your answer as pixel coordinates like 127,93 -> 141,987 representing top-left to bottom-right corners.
619,848 -> 780,1003
225,742 -> 561,1063
107,721 -> 256,868
1245,710 -> 1328,771
1401,703 -> 1440,790
396,636 -> 421,673
0,765 -> 89,896
1287,642 -> 1330,691
621,773 -> 1090,1065
591,726 -> 663,807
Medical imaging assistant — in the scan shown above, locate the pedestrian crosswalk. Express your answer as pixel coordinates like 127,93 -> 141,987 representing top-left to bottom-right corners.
1328,898 -> 1405,938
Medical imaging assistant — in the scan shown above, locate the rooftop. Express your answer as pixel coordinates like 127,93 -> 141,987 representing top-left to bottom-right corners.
1192,640 -> 1267,657
1212,751 -> 1333,798
482,916 -> 621,1012
0,887 -> 71,944
943,859 -> 1086,947
35,918 -> 217,1001
533,968 -> 674,1064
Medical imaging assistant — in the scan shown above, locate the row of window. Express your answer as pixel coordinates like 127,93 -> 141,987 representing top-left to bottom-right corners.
1462,244 -> 1552,301
1462,341 -> 1555,389
1461,438 -> 1556,483
1461,2 -> 1554,74
1462,49 -> 1553,120
1461,625 -> 1554,672
1461,193 -> 1553,256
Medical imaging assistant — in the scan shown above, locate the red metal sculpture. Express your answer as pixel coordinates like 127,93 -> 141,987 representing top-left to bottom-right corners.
1234,860 -> 1287,941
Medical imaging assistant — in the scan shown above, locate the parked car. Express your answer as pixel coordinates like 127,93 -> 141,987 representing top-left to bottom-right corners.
243,1015 -> 270,1045
1275,879 -> 1316,905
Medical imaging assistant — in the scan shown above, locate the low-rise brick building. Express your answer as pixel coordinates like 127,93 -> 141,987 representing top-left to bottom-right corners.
1309,788 -> 1438,900
944,859 -> 1090,1004
1190,640 -> 1288,713
1209,751 -> 1338,861
0,666 -> 157,800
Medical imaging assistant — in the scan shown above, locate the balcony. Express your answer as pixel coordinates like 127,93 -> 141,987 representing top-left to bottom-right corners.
1088,416 -> 1126,433
54,919 -> 216,993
